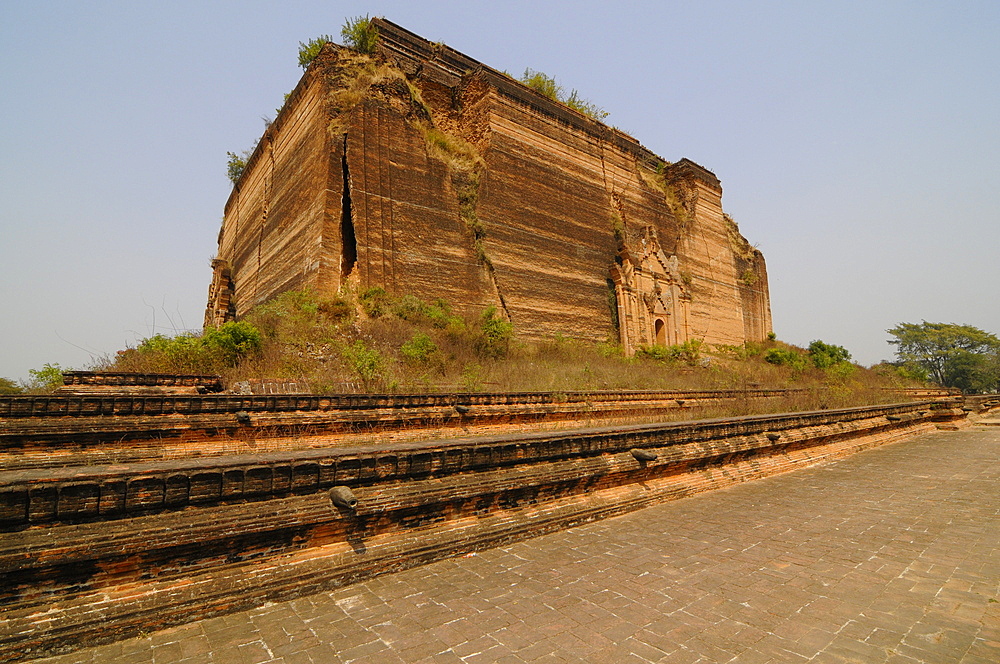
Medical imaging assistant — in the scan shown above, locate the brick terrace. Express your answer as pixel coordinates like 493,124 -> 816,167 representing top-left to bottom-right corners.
33,425 -> 999,663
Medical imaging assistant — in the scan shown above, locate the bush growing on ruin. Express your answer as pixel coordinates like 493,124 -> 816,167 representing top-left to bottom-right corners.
341,15 -> 379,55
764,347 -> 808,372
297,35 -> 334,69
97,288 -> 928,406
226,151 -> 249,184
565,89 -> 609,120
521,69 -> 561,100
112,322 -> 263,375
360,287 -> 390,318
519,69 -> 608,121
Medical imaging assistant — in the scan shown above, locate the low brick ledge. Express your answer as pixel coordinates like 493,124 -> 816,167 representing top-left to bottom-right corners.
60,371 -> 223,389
0,402 -> 941,530
0,388 -> 901,419
0,404 -> 953,661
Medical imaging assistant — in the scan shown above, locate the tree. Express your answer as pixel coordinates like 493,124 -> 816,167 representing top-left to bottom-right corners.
25,363 -> 64,392
887,322 -> 1000,392
0,377 -> 22,394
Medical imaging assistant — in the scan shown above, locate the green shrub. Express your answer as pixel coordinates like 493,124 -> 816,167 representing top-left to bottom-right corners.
519,69 -> 607,120
391,294 -> 430,322
476,306 -> 514,359
521,68 -> 561,100
297,35 -> 334,69
807,340 -> 851,369
825,362 -> 857,380
226,150 -> 251,184
341,15 -> 379,54
401,332 -> 438,365
426,299 -> 458,329
202,321 -> 263,366
122,321 -> 262,374
134,333 -> 205,371
565,89 -> 609,120
360,287 -> 390,318
635,340 -> 703,365
635,345 -> 671,362
248,289 -> 351,346
459,362 -> 483,392
873,362 -> 929,383
764,347 -> 808,372
342,340 -> 384,387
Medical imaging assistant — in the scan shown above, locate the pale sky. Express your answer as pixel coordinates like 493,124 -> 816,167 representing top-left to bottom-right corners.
2,0 -> 998,382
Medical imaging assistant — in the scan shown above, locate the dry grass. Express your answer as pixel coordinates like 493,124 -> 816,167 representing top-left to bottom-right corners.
100,291 -> 924,416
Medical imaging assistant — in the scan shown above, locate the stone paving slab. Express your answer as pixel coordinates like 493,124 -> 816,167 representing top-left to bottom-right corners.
35,427 -> 1000,663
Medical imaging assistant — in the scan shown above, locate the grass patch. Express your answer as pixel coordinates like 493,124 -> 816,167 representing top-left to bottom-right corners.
95,289 -> 926,408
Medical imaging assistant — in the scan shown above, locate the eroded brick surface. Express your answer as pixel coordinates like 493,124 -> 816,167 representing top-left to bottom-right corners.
33,426 -> 1000,663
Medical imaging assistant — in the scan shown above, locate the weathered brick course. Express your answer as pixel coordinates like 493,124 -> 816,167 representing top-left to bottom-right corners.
0,395 -> 968,660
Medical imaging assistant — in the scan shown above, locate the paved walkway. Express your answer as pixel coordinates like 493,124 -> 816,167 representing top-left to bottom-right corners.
39,427 -> 1000,663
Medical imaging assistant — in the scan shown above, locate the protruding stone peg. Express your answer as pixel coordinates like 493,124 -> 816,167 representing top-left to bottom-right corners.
630,448 -> 657,462
329,486 -> 358,511
455,404 -> 470,414
765,432 -> 781,441
235,411 -> 251,425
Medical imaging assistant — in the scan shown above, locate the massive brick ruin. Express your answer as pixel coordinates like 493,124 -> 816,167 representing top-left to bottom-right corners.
206,19 -> 772,353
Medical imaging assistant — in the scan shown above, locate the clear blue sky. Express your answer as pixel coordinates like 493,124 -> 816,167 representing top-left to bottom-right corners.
2,0 -> 998,382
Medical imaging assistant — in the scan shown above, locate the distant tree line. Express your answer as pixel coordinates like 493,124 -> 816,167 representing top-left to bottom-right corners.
888,322 -> 1000,393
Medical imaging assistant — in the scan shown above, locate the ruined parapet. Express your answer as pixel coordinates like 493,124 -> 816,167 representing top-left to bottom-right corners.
55,371 -> 223,395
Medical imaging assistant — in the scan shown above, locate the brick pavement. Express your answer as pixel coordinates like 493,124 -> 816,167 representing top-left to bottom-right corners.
36,426 -> 999,663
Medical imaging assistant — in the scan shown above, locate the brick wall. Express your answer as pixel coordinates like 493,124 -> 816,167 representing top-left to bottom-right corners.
0,398 -> 965,660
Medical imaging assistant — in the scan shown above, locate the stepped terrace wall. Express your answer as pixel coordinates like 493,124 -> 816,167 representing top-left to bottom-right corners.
0,396 -> 967,661
0,389 -> 837,470
207,19 -> 772,352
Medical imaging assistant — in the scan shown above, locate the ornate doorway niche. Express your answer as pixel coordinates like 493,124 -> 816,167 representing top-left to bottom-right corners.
609,226 -> 691,355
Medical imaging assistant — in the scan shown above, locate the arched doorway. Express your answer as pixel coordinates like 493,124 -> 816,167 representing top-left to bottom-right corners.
654,319 -> 666,346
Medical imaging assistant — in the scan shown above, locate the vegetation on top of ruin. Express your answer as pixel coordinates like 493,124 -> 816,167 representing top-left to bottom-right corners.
519,69 -> 609,121
227,18 -> 381,186
226,149 -> 252,185
723,214 -> 762,262
297,34 -> 335,69
340,15 -> 379,55
638,162 -> 696,235
298,17 -> 378,69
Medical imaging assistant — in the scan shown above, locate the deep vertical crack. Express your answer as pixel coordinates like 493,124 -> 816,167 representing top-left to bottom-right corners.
340,134 -> 358,282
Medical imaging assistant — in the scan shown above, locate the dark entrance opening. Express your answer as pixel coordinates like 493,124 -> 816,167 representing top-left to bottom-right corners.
654,319 -> 666,346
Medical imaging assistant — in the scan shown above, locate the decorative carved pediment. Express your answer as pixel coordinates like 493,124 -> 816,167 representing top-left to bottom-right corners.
610,226 -> 691,355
